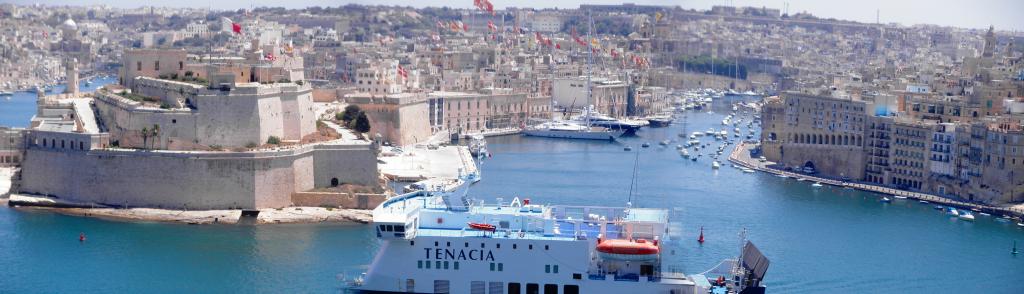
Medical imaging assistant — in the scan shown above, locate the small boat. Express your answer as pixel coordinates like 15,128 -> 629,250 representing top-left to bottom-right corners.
795,178 -> 805,182
742,168 -> 755,173
979,212 -> 991,216
933,205 -> 944,210
776,174 -> 788,178
711,161 -> 721,169
1018,223 -> 1024,227
947,207 -> 960,216
641,142 -> 651,148
624,146 -> 632,151
958,212 -> 975,221
467,222 -> 496,232
659,140 -> 670,146
919,200 -> 929,204
880,197 -> 892,203
680,149 -> 689,158
811,182 -> 823,187
894,195 -> 908,199
596,239 -> 659,261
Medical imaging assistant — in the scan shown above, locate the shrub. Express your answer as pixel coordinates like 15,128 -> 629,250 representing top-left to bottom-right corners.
340,105 -> 361,122
245,142 -> 258,149
209,145 -> 223,151
353,111 -> 371,133
267,136 -> 281,145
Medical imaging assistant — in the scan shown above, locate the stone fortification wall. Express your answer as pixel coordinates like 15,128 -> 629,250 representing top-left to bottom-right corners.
291,192 -> 387,209
18,142 -> 378,210
95,92 -> 198,150
96,82 -> 315,150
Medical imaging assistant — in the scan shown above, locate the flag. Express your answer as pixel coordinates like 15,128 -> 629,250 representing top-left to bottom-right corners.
232,22 -> 242,34
655,12 -> 664,22
473,0 -> 482,9
487,20 -> 497,32
483,0 -> 495,15
555,43 -> 561,50
265,53 -> 276,61
463,22 -> 469,32
436,20 -> 444,28
398,65 -> 408,79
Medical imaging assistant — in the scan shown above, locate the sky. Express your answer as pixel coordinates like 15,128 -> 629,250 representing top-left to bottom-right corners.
9,0 -> 1024,31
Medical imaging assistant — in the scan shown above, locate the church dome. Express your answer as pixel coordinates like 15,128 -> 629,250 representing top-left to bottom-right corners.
61,18 -> 78,31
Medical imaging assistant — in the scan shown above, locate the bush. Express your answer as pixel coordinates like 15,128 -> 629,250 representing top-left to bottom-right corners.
209,145 -> 223,151
245,142 -> 258,149
353,111 -> 371,133
267,136 -> 281,145
340,105 -> 361,123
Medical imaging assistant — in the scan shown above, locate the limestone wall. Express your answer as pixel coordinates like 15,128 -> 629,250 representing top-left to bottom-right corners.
18,142 -> 378,210
291,192 -> 386,209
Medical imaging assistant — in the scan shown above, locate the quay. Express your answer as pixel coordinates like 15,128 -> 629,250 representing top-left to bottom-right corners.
458,127 -> 522,139
729,142 -> 1024,220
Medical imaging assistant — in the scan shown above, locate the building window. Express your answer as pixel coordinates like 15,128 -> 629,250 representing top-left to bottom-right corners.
155,61 -> 160,71
137,61 -> 142,71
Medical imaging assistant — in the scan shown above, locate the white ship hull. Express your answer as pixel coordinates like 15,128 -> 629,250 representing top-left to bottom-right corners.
523,129 -> 621,141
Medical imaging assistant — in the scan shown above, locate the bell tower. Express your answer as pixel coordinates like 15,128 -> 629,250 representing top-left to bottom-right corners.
64,57 -> 79,95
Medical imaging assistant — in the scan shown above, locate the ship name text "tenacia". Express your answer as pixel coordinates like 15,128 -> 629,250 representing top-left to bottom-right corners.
424,247 -> 496,261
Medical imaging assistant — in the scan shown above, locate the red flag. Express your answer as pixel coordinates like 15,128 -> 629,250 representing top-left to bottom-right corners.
555,43 -> 561,50
535,32 -> 542,43
487,20 -> 496,32
436,20 -> 444,28
483,0 -> 495,15
232,22 -> 242,34
473,0 -> 482,9
463,22 -> 469,32
265,53 -> 276,61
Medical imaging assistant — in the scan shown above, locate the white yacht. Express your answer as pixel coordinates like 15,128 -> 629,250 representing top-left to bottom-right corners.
347,180 -> 770,294
468,135 -> 489,158
524,121 -> 623,141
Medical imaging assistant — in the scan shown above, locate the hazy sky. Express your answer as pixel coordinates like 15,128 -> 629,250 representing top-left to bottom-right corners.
10,0 -> 1024,31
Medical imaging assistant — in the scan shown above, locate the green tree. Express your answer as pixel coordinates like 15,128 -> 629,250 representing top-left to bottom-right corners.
340,105 -> 361,123
353,112 -> 371,133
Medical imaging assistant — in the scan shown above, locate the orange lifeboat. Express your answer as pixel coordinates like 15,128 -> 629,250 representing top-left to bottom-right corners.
467,222 -> 496,232
596,239 -> 659,261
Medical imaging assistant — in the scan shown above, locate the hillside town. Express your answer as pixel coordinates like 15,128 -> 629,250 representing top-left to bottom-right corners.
0,2 -> 1022,215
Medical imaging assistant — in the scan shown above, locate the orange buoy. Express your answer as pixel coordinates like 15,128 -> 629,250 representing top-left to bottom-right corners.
79,232 -> 86,242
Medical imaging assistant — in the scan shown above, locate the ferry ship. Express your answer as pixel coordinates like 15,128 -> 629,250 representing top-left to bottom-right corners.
346,178 -> 770,294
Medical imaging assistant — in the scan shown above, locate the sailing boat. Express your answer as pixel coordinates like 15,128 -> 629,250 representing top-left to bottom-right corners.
523,12 -> 623,141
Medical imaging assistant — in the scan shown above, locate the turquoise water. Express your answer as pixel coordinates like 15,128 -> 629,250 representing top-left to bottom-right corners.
0,76 -> 117,128
1,100 -> 1022,293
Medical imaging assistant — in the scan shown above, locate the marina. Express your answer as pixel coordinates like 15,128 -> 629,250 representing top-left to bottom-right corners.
1,106 -> 1023,293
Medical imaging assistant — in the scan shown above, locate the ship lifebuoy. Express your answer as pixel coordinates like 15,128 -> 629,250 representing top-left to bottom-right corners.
518,231 -> 525,238
437,217 -> 444,224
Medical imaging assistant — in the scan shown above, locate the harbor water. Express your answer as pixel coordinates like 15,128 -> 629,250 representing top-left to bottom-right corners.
1,99 -> 1022,293
0,76 -> 118,128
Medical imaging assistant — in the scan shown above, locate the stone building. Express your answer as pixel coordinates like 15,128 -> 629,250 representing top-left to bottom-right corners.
760,92 -> 868,180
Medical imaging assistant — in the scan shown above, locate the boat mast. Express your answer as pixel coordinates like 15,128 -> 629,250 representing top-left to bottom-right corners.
585,10 -> 594,128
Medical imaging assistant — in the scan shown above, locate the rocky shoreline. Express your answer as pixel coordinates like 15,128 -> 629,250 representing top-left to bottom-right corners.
5,193 -> 373,225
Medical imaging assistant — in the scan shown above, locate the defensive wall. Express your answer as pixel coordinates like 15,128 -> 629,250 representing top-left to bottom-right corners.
18,140 -> 379,210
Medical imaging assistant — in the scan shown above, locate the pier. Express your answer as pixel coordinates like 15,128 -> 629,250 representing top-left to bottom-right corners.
728,142 -> 1024,219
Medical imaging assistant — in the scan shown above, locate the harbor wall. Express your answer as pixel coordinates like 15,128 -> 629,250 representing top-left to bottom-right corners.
291,192 -> 387,209
18,143 -> 379,210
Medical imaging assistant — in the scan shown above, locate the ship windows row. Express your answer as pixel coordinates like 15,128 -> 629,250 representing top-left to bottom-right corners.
417,260 -> 460,270
423,280 -> 581,294
424,241 -> 549,250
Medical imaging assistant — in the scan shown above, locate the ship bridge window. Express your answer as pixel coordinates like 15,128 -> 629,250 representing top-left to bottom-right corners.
563,285 -> 579,294
526,283 -> 539,294
508,283 -> 521,294
543,284 -> 557,294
